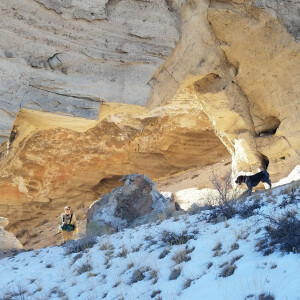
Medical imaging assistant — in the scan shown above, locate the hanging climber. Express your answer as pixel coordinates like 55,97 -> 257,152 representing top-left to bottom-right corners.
58,206 -> 78,242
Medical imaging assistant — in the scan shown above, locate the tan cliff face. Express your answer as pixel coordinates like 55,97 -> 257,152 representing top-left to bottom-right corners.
0,0 -> 180,143
0,98 -> 229,237
0,0 -> 299,248
148,0 -> 300,179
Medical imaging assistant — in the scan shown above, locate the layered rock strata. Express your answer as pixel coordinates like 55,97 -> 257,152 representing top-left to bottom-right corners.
0,0 -> 299,175
0,0 -> 180,142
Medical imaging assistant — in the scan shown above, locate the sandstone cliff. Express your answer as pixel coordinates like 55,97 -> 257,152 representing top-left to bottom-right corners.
148,0 -> 300,179
0,0 -> 180,142
0,97 -> 229,237
0,0 -> 299,247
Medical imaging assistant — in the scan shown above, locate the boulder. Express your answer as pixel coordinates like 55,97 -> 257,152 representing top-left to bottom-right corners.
86,174 -> 174,235
0,217 -> 9,228
0,217 -> 22,251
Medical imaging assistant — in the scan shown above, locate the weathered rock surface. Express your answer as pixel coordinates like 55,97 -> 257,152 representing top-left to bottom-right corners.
0,0 -> 180,142
0,0 -> 299,247
147,0 -> 300,180
0,217 -> 22,251
0,99 -> 229,233
86,174 -> 174,235
254,0 -> 300,41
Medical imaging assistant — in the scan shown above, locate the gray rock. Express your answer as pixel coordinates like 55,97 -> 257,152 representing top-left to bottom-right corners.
4,50 -> 13,58
0,0 -> 179,142
0,218 -> 22,251
48,54 -> 62,69
254,0 -> 300,41
86,174 -> 174,235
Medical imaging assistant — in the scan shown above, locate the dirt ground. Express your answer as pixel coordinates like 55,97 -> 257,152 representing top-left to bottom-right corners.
154,157 -> 232,193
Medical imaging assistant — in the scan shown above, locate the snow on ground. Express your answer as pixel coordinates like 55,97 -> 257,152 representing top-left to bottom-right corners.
0,169 -> 300,300
174,188 -> 219,210
274,165 -> 300,187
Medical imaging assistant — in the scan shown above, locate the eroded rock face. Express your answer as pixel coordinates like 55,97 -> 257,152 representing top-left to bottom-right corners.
86,174 -> 174,235
254,0 -> 300,41
0,0 -> 299,246
0,0 -> 180,142
147,0 -> 300,179
0,100 -> 229,232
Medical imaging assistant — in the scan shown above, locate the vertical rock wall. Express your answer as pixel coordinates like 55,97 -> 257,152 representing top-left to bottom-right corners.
147,0 -> 300,179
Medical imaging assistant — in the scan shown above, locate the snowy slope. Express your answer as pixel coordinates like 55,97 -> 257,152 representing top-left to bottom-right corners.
0,170 -> 300,300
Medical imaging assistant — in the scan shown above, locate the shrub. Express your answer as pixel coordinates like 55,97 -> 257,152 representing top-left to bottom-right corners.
238,200 -> 262,219
161,231 -> 194,246
159,249 -> 170,259
213,242 -> 225,257
118,245 -> 128,258
172,249 -> 191,264
169,267 -> 182,280
151,290 -> 161,298
64,236 -> 97,254
209,171 -> 239,221
50,287 -> 67,300
150,270 -> 158,284
184,278 -> 193,289
126,262 -> 134,270
219,264 -> 236,277
100,242 -> 114,251
72,253 -> 83,263
131,269 -> 145,283
230,242 -> 239,252
230,255 -> 243,264
86,221 -> 116,236
263,214 -> 300,253
77,262 -> 93,275
258,293 -> 275,300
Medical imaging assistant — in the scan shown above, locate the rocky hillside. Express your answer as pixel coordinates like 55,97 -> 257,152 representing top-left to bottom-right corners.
0,176 -> 299,300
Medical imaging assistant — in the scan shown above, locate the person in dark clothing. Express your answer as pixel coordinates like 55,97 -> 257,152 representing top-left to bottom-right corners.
235,170 -> 271,194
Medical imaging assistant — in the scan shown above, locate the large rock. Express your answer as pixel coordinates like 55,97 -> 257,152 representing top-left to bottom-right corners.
86,174 -> 174,235
147,0 -> 300,179
0,217 -> 22,251
0,0 -> 180,143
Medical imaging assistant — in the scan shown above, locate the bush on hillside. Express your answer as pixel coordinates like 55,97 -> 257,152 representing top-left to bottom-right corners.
257,212 -> 300,255
207,171 -> 239,222
64,236 -> 97,255
161,230 -> 194,246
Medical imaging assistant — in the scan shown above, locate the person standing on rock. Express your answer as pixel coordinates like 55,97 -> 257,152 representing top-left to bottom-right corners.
58,206 -> 78,242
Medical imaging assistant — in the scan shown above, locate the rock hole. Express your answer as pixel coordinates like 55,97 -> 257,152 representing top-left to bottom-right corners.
259,153 -> 269,170
256,117 -> 280,137
194,73 -> 226,94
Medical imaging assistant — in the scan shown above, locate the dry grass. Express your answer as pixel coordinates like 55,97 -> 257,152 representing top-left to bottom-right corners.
161,230 -> 194,246
77,262 -> 93,275
219,264 -> 236,277
169,266 -> 182,280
